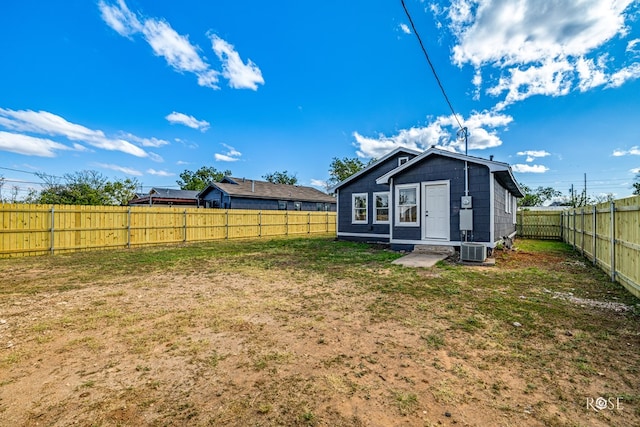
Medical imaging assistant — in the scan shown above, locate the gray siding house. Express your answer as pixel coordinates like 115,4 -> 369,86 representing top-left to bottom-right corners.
198,177 -> 336,211
332,147 -> 523,251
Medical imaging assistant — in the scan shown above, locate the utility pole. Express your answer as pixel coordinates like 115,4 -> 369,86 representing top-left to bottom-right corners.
570,184 -> 575,207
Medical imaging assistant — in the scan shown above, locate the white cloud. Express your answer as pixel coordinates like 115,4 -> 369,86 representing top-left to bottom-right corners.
353,110 -> 512,159
613,146 -> 640,156
99,1 -> 264,91
98,0 -> 141,38
512,164 -> 549,173
146,169 -> 174,177
214,143 -> 242,162
627,38 -> 640,53
0,131 -> 73,157
630,167 -> 640,174
444,0 -> 639,108
517,150 -> 551,162
165,112 -> 210,131
310,179 -> 328,189
209,34 -> 264,90
95,163 -> 143,176
0,108 -> 149,158
141,19 -> 215,87
399,23 -> 411,34
120,132 -> 170,147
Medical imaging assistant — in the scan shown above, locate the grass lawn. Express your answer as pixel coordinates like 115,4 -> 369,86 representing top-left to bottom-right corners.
0,236 -> 638,426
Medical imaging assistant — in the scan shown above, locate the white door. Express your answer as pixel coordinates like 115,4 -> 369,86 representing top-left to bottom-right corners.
423,182 -> 449,240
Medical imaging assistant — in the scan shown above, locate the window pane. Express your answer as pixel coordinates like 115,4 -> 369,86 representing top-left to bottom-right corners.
354,196 -> 366,209
399,206 -> 417,223
376,208 -> 389,221
376,194 -> 388,208
399,188 -> 416,205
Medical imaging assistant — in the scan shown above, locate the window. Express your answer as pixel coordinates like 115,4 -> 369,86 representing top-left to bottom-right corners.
505,191 -> 512,214
352,193 -> 368,224
398,156 -> 409,166
294,202 -> 302,211
278,200 -> 287,210
396,184 -> 419,226
373,192 -> 389,224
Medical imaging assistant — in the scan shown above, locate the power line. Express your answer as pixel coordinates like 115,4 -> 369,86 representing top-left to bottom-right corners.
400,0 -> 464,131
0,166 -> 63,179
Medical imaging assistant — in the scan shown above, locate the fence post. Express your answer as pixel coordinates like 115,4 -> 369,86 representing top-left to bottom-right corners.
572,210 -> 576,249
592,205 -> 596,265
581,208 -> 585,255
610,201 -> 616,282
183,209 -> 187,242
258,211 -> 262,237
285,211 -> 289,236
50,206 -> 55,255
225,210 -> 229,240
127,207 -> 131,248
307,212 -> 311,234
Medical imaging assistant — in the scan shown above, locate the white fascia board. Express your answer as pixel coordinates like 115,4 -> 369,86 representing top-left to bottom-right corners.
330,147 -> 421,192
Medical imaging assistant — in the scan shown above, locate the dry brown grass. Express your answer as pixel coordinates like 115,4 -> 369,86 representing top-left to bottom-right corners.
0,237 -> 638,426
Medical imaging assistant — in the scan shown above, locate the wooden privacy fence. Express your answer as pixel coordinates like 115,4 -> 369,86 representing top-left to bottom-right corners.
518,196 -> 640,299
516,210 -> 563,240
0,204 -> 336,258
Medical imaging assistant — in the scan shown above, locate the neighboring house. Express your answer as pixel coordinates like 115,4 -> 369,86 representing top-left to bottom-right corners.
129,188 -> 200,207
332,147 -> 523,251
198,177 -> 336,211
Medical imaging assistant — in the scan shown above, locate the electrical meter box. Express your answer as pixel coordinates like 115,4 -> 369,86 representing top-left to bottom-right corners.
461,196 -> 472,209
459,209 -> 473,231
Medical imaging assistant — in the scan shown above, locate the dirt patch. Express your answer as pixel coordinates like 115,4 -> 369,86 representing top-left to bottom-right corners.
1,239 -> 639,426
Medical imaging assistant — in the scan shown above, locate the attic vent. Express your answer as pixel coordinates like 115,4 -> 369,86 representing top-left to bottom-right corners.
460,242 -> 486,262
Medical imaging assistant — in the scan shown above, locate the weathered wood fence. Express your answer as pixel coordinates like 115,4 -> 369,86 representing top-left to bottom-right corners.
0,204 -> 336,258
518,196 -> 640,299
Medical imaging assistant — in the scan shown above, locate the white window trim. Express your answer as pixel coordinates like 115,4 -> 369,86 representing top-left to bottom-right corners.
373,191 -> 390,224
395,184 -> 420,227
398,156 -> 409,166
352,193 -> 368,224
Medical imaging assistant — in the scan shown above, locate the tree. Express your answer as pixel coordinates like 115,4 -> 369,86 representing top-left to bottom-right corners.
31,170 -> 140,206
177,166 -> 231,191
103,178 -> 140,206
327,157 -> 375,187
633,173 -> 640,196
518,185 -> 562,207
263,170 -> 298,185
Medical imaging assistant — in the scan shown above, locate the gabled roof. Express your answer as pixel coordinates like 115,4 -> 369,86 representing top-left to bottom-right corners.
330,147 -> 422,192
375,147 -> 524,197
198,177 -> 335,203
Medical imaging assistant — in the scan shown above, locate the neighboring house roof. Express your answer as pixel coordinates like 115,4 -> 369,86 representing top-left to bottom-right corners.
330,147 -> 422,192
375,147 -> 524,198
149,188 -> 200,199
129,187 -> 199,205
198,177 -> 336,203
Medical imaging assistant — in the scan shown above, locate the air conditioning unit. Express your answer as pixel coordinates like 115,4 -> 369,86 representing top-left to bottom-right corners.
460,242 -> 486,262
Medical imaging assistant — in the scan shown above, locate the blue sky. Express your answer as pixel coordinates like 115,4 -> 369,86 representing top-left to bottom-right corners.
1,0 -> 639,201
